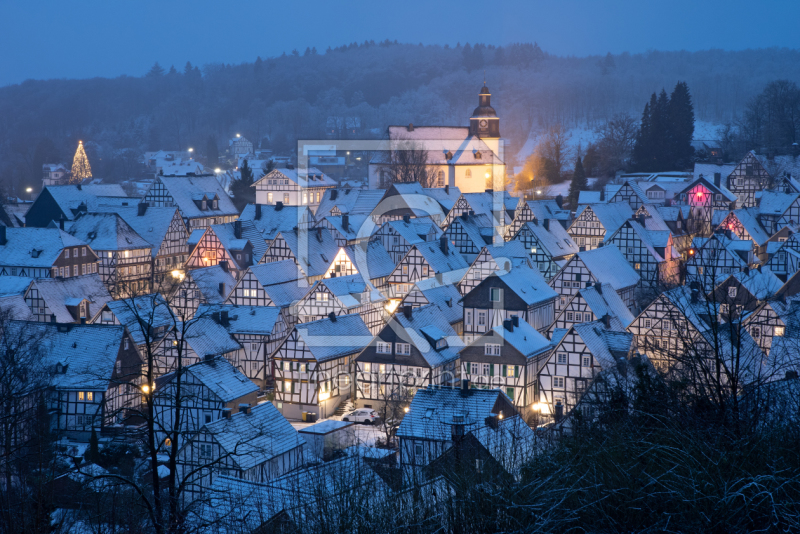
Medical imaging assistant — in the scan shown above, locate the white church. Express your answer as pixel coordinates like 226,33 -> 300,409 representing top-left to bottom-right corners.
368,84 -> 506,193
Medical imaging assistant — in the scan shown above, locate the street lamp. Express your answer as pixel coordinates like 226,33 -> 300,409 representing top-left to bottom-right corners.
214,168 -> 222,173
25,187 -> 32,193
188,148 -> 194,153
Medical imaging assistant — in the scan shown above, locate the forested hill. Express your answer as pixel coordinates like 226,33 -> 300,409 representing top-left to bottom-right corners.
2,42 -> 800,189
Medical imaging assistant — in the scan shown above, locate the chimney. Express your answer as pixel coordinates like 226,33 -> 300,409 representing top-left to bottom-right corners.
137,202 -> 148,216
403,305 -> 412,320
0,226 -> 6,246
402,214 -> 410,224
222,408 -> 232,419
220,310 -> 229,325
444,185 -> 449,195
637,213 -> 645,226
407,123 -> 414,132
596,283 -> 603,295
276,201 -> 284,211
255,204 -> 262,220
691,289 -> 699,303
602,314 -> 611,328
485,414 -> 499,429
204,354 -> 216,364
554,400 -> 564,423
439,235 -> 449,254
238,404 -> 250,415
50,314 -> 56,323
503,319 -> 514,332
597,240 -> 605,248
80,317 -> 86,325
234,220 -> 242,239
328,311 -> 337,322
316,227 -> 323,242
435,272 -> 443,284
599,189 -> 605,201
219,260 -> 229,272
543,219 -> 550,231
555,195 -> 563,209
512,316 -> 519,327
460,379 -> 470,395
341,213 -> 349,230
59,215 -> 65,231
331,189 -> 338,200
532,216 -> 538,226
786,370 -> 799,380
744,266 -> 750,276
218,282 -> 226,296
461,212 -> 468,220
286,163 -> 294,170
76,183 -> 82,191
714,173 -> 721,188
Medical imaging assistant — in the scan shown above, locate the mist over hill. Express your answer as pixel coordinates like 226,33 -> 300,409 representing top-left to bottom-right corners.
2,41 -> 800,192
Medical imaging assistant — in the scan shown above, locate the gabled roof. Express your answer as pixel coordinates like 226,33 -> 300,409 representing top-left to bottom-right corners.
197,304 -> 283,336
28,275 -> 113,323
32,184 -> 128,222
493,265 -> 558,305
151,176 -> 238,218
0,228 -> 89,268
183,315 -> 242,357
693,163 -> 736,183
271,228 -> 340,279
319,214 -> 373,242
758,191 -> 800,217
0,276 -> 33,297
574,203 -> 633,236
211,220 -> 268,262
246,260 -> 304,287
396,386 -> 510,442
0,295 -> 33,320
446,212 -> 498,247
239,204 -> 315,241
293,313 -> 372,362
343,240 -> 396,281
188,265 -> 236,304
459,192 -> 512,225
201,401 -> 305,471
571,321 -> 633,369
318,274 -> 371,309
3,321 -> 125,391
577,191 -> 603,204
479,240 -> 533,270
255,168 -> 337,188
380,183 -> 447,221
575,245 -> 640,290
660,285 -> 718,333
525,199 -> 571,223
726,268 -> 782,301
315,189 -> 385,219
404,281 -> 462,325
383,216 -> 443,245
67,212 -> 151,251
105,293 -> 173,345
679,175 -> 738,201
422,186 -> 462,213
470,416 -> 538,479
579,283 -> 635,328
406,240 -> 470,274
610,180 -> 649,205
177,356 -> 257,403
721,208 -> 769,245
489,318 -> 552,358
95,206 -> 185,258
517,219 -> 579,258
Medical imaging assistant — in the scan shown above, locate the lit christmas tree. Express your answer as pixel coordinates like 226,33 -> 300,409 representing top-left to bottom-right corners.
70,140 -> 92,183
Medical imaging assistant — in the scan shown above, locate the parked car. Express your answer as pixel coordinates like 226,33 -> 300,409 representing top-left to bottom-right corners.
342,408 -> 378,424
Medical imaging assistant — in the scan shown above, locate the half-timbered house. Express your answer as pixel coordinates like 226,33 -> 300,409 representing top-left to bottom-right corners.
0,227 -> 97,279
685,233 -> 756,289
635,203 -> 692,258
726,152 -> 772,207
605,219 -> 681,289
714,207 -> 770,261
253,167 -> 337,211
742,298 -> 794,356
373,215 -> 443,264
315,213 -> 374,247
196,304 -> 288,386
504,198 -> 571,240
462,264 -> 557,342
259,227 -> 342,283
153,355 -> 258,449
185,220 -> 267,278
386,236 -> 470,300
442,212 -> 498,261
459,317 -> 553,408
765,232 -> 800,280
457,241 -> 532,296
443,191 -> 513,231
177,401 -> 306,500
24,274 -> 113,323
92,293 -> 174,360
142,176 -> 238,231
354,304 -> 463,412
567,203 -> 633,251
371,183 -> 446,226
757,191 -> 800,235
67,212 -> 153,297
711,267 -> 782,320
238,203 -> 315,247
172,263 -> 237,319
548,245 -> 640,313
400,275 -> 463,334
340,240 -> 397,291
510,218 -> 579,281
273,313 -> 372,420
226,262 -> 310,330
607,180 -> 649,210
315,188 -> 385,220
295,274 -> 387,335
677,174 -> 738,235
537,319 -> 633,422
547,282 -> 635,335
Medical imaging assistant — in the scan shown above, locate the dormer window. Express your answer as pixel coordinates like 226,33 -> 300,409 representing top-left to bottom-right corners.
201,200 -> 207,210
212,199 -> 218,209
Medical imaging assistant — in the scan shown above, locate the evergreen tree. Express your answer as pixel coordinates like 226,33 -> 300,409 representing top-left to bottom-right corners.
231,160 -> 255,211
146,62 -> 165,77
183,61 -> 194,75
669,81 -> 695,168
87,427 -> 100,463
70,140 -> 92,183
568,154 -> 587,208
654,89 -> 671,169
631,97 -> 654,171
206,136 -> 219,165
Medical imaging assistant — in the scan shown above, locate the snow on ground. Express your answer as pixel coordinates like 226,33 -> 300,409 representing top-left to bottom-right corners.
694,120 -> 724,141
516,124 -> 601,166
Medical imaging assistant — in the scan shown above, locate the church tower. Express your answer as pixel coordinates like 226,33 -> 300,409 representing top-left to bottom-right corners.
469,84 -> 500,139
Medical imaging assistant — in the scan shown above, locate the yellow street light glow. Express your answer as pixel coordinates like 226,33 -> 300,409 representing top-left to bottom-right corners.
385,301 -> 400,313
214,168 -> 222,173
485,172 -> 491,178
188,148 -> 194,152
498,413 -> 504,420
142,385 -> 150,394
236,133 -> 241,138
404,407 -> 409,413
319,391 -> 331,401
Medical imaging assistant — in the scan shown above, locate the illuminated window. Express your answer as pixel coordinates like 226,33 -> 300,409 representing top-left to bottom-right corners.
775,326 -> 786,337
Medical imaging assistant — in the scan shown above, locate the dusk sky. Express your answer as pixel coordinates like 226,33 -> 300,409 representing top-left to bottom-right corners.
2,0 -> 799,87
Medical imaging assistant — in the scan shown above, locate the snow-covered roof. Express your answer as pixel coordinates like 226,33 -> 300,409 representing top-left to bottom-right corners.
211,220 -> 268,262
758,191 -> 800,217
380,183 -> 447,221
727,268 -> 783,301
188,265 -> 237,304
494,265 -> 558,306
28,274 -> 113,323
578,191 -> 603,204
576,245 -> 640,290
489,318 -> 552,358
0,228 -> 89,269
396,386 -> 510,442
320,214 -> 374,242
96,206 -> 184,258
574,203 -> 633,236
406,239 -> 470,275
679,175 -> 738,201
385,216 -> 443,245
152,176 -> 238,219
67,212 -> 151,251
271,228 -> 340,279
315,189 -> 385,219
0,276 -> 33,297
579,282 -> 635,328
572,321 -> 633,369
160,160 -> 208,177
105,293 -> 173,345
692,163 -> 736,183
239,204 -> 315,241
183,315 -> 242,357
446,212 -> 498,248
722,208 -> 769,245
0,295 -> 33,320
197,304 -> 282,336
294,313 -> 372,362
201,401 -> 305,471
179,356 -> 258,403
297,420 -> 353,436
470,415 -> 538,479
517,219 -> 579,258
526,199 -> 571,223
34,184 -> 128,222
422,186 -> 462,213
343,240 -> 397,281
403,281 -> 463,325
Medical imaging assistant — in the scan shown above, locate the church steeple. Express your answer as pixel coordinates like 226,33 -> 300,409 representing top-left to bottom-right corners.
469,83 -> 500,138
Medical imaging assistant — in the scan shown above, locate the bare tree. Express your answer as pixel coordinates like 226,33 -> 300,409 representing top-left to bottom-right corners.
594,114 -> 638,177
374,140 -> 437,188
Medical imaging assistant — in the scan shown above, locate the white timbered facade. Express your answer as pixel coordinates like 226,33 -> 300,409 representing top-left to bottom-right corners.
727,152 -> 772,208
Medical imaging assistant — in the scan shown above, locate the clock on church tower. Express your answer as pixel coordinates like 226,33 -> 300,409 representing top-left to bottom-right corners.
469,84 -> 500,139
